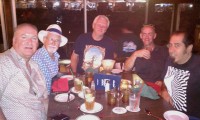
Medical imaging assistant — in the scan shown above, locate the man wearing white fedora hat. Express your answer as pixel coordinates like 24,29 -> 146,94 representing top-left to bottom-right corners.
32,24 -> 68,93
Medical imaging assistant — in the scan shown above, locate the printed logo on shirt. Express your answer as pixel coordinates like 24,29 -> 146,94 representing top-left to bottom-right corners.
122,41 -> 137,53
164,66 -> 190,112
82,45 -> 105,71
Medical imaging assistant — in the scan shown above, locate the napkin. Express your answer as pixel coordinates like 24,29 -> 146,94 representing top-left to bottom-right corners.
146,81 -> 161,93
141,84 -> 160,100
51,78 -> 69,92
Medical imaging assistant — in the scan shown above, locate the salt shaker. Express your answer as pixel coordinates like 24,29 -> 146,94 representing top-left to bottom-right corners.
91,81 -> 95,90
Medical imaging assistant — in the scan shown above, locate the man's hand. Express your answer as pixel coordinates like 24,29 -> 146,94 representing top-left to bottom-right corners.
0,108 -> 6,120
134,49 -> 151,59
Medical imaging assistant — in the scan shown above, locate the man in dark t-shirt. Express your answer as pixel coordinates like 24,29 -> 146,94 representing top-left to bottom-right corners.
161,31 -> 200,119
125,24 -> 168,85
70,15 -> 115,74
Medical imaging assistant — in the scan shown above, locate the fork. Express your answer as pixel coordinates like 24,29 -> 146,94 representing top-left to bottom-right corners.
67,91 -> 71,103
145,108 -> 163,120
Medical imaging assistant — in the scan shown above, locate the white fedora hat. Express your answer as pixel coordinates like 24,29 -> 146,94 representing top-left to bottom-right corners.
38,24 -> 68,47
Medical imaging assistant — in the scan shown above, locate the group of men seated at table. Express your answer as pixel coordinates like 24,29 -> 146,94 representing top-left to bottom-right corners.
0,14 -> 199,120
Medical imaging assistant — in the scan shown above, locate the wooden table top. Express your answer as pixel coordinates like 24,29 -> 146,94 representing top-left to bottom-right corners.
47,71 -> 173,120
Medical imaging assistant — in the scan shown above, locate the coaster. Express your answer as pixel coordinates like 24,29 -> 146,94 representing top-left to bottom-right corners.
112,107 -> 127,114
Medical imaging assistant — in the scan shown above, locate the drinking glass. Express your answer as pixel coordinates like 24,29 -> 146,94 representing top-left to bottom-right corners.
102,59 -> 115,74
74,77 -> 83,92
129,91 -> 141,112
107,89 -> 116,106
84,88 -> 96,111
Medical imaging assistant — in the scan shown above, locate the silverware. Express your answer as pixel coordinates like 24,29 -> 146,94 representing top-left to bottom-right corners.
145,108 -> 163,120
67,91 -> 71,102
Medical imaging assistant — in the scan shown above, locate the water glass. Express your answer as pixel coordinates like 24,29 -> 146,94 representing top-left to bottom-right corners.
129,91 -> 141,112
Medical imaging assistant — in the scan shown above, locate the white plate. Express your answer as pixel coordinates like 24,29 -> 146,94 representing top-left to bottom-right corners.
126,106 -> 140,112
111,69 -> 123,74
60,75 -> 74,81
76,114 -> 100,120
112,107 -> 127,114
54,93 -> 75,102
163,110 -> 189,120
59,59 -> 71,65
78,92 -> 84,99
80,102 -> 103,113
71,87 -> 81,94
71,86 -> 88,94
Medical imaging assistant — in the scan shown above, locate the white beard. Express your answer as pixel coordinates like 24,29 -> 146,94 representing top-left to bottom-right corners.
47,45 -> 58,54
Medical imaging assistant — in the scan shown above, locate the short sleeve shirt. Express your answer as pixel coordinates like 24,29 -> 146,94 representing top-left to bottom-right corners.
74,33 -> 115,73
135,45 -> 169,82
163,55 -> 200,118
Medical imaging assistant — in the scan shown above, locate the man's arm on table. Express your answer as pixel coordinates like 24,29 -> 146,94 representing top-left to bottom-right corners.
160,83 -> 173,105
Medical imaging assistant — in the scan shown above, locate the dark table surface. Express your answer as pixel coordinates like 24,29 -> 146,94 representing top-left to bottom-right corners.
47,71 -> 173,120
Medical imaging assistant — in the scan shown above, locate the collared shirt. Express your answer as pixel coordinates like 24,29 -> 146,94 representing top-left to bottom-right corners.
32,46 -> 60,93
0,48 -> 48,120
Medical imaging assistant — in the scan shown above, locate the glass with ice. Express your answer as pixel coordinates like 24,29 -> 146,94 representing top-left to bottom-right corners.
74,78 -> 83,92
129,91 -> 141,112
84,88 -> 96,111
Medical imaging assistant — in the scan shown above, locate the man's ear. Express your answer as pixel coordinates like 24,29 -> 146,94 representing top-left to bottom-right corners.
12,37 -> 16,46
153,33 -> 157,39
187,44 -> 193,53
139,33 -> 142,39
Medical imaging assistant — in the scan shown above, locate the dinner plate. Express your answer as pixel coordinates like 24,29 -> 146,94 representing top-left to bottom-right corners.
111,69 -> 123,74
112,107 -> 127,114
163,110 -> 189,120
80,102 -> 103,113
126,106 -> 140,112
54,93 -> 75,102
60,75 -> 74,81
70,87 -> 81,94
75,114 -> 100,120
59,59 -> 71,65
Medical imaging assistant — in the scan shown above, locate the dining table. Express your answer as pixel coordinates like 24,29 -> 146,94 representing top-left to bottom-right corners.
47,71 -> 174,120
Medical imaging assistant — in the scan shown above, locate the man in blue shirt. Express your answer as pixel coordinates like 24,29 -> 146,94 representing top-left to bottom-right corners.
32,24 -> 68,93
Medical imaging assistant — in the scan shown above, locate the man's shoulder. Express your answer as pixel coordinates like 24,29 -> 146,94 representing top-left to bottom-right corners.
32,47 -> 48,59
0,52 -> 10,64
77,33 -> 92,39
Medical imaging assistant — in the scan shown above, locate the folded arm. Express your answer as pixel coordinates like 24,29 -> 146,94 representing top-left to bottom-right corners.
124,49 -> 151,71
